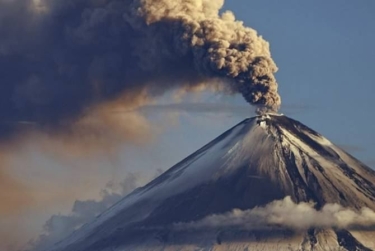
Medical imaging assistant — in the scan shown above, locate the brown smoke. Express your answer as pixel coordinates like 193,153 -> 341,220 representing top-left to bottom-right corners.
0,0 -> 280,142
0,1 -> 281,247
0,169 -> 32,215
0,149 -> 32,216
126,0 -> 281,111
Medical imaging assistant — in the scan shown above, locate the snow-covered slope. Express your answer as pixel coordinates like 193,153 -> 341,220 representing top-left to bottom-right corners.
51,114 -> 375,251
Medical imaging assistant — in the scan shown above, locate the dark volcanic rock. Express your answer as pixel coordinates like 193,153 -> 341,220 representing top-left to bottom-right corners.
51,114 -> 375,251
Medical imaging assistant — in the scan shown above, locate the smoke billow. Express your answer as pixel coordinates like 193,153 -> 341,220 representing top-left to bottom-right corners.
26,171 -> 161,251
176,197 -> 375,231
0,1 -> 280,248
0,0 -> 280,141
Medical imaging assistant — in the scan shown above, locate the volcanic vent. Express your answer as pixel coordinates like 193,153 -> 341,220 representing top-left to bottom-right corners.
51,114 -> 375,251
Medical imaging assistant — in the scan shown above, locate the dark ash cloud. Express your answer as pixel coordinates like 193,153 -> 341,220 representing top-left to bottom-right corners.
1,1 -> 281,249
0,0 -> 281,142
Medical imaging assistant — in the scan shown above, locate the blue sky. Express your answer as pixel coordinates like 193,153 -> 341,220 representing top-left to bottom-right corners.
221,0 -> 375,166
146,0 -> 375,167
3,1 -> 375,249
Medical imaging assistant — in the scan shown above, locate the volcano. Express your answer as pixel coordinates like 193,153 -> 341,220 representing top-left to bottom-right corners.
51,114 -> 375,251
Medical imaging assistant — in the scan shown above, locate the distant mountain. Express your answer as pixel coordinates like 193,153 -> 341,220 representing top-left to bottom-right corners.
51,114 -> 375,251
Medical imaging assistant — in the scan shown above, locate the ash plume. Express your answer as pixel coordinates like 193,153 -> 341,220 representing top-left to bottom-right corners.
0,0 -> 280,141
0,2 -> 281,247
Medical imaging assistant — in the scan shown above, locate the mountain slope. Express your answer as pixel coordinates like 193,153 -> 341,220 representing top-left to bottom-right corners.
51,114 -> 375,251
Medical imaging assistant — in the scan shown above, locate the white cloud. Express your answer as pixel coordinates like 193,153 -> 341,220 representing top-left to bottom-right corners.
176,197 -> 375,231
26,170 -> 163,251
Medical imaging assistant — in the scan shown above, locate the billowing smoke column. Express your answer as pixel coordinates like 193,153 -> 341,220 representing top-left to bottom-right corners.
132,0 -> 281,111
0,0 -> 281,139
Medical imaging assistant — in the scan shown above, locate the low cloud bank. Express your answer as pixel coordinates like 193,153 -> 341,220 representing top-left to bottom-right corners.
176,197 -> 375,231
26,170 -> 163,251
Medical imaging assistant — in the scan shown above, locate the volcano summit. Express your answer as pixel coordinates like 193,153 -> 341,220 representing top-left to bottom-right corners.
51,114 -> 375,251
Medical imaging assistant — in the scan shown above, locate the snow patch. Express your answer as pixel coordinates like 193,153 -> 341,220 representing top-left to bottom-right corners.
51,114 -> 375,251
306,132 -> 333,146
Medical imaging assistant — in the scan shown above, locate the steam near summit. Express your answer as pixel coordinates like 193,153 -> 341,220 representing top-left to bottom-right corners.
0,0 -> 280,140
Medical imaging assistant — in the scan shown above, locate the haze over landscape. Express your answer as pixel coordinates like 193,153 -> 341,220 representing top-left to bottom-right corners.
0,0 -> 374,250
